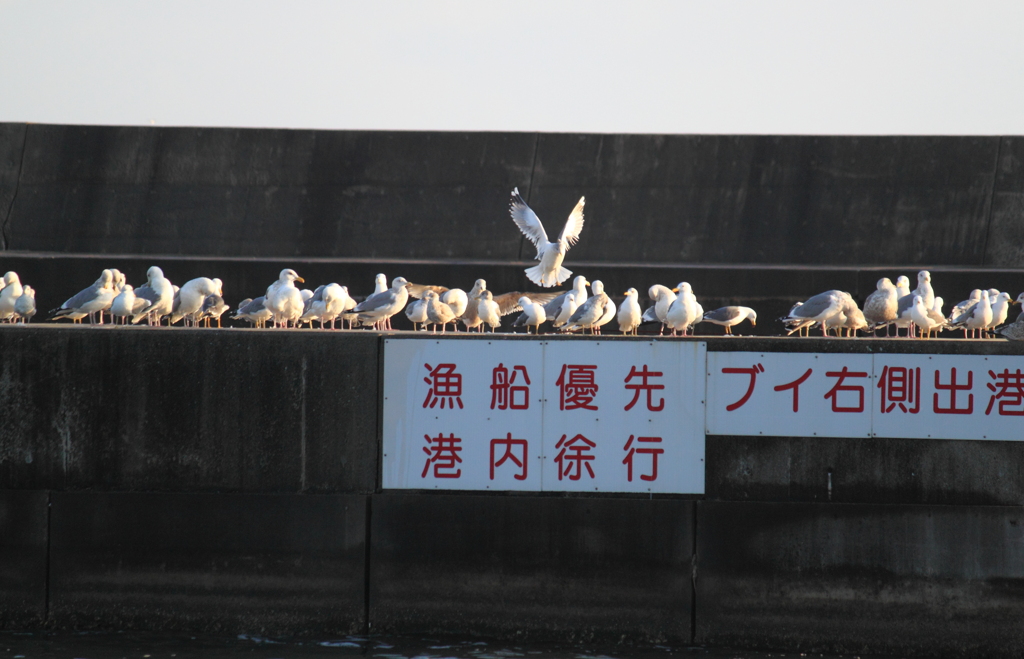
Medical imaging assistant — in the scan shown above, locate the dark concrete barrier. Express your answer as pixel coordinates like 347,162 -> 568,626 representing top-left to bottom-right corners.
0,490 -> 47,628
3,124 -> 1023,267
369,494 -> 694,642
49,492 -> 366,633
0,325 -> 378,493
696,501 -> 1024,657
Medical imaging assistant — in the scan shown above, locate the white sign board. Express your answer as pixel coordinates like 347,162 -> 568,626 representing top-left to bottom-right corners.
707,352 -> 1024,441
383,338 -> 707,493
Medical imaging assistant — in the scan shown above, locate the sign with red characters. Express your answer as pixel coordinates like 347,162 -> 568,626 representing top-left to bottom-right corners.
707,352 -> 1024,440
383,338 -> 708,493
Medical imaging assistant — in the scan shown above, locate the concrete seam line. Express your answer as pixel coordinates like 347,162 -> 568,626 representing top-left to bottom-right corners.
1,123 -> 29,251
980,136 -> 1003,267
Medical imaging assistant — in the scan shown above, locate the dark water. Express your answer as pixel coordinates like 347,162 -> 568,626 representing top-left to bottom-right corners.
0,632 -> 904,659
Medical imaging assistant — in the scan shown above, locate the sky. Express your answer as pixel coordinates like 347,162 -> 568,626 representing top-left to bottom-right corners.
2,0 -> 1024,134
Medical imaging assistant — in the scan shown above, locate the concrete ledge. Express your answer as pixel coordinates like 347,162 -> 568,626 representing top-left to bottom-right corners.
369,494 -> 694,642
49,492 -> 367,633
696,501 -> 1024,657
0,490 -> 48,628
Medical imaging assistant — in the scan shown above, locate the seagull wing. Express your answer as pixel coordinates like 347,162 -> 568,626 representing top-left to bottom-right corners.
510,188 -> 549,256
556,196 -> 586,249
493,290 -> 562,316
406,283 -> 449,300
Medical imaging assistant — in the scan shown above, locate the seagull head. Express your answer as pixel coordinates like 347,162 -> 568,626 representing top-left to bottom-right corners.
280,269 -> 304,284
392,277 -> 409,290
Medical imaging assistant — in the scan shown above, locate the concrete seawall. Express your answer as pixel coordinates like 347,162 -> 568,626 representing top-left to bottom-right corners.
3,326 -> 1024,656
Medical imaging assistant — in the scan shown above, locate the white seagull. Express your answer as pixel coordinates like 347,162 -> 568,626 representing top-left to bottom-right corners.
509,187 -> 586,287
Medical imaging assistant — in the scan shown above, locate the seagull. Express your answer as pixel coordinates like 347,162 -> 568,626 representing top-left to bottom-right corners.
618,289 -> 642,335
404,296 -> 429,331
198,294 -> 230,328
13,286 -> 36,323
548,292 -> 578,332
424,290 -> 457,333
702,306 -> 757,335
642,284 -> 677,335
266,269 -> 305,328
952,290 -> 992,339
910,295 -> 944,339
516,296 -> 546,334
913,270 -> 935,309
542,276 -> 589,319
477,290 -> 502,332
131,266 -> 175,326
781,290 -> 843,337
53,269 -> 117,324
863,277 -> 899,336
170,277 -> 223,326
988,291 -> 1012,334
351,277 -> 410,330
110,285 -> 147,325
509,187 -> 586,287
665,282 -> 699,337
0,272 -> 24,322
440,289 -> 468,330
232,297 -> 273,328
564,280 -> 611,334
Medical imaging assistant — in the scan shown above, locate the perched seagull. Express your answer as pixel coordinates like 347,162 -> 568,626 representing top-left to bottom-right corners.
509,187 -> 586,287
477,290 -> 502,332
267,269 -> 305,328
910,295 -> 944,339
424,289 -> 457,333
988,291 -> 1013,333
13,286 -> 36,323
863,277 -> 899,336
998,298 -> 1024,340
542,276 -> 589,319
405,296 -> 429,331
516,296 -> 546,334
110,284 -> 147,325
564,280 -> 611,334
702,306 -> 757,335
131,266 -> 175,326
618,288 -> 642,335
170,277 -> 223,326
351,276 -> 410,330
53,269 -> 117,324
953,290 -> 993,339
781,290 -> 843,337
0,272 -> 24,321
232,297 -> 273,328
198,294 -> 230,328
949,289 -> 983,323
665,282 -> 700,337
642,284 -> 677,335
550,291 -> 579,331
913,270 -> 935,309
440,289 -> 468,330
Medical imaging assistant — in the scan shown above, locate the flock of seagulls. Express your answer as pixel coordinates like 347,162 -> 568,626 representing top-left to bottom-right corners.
781,271 -> 1024,340
2,191 -> 1023,340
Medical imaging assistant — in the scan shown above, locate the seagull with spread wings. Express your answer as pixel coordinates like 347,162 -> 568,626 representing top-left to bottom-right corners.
509,187 -> 586,287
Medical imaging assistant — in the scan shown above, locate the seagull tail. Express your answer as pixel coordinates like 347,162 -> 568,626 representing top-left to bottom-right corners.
524,264 -> 572,288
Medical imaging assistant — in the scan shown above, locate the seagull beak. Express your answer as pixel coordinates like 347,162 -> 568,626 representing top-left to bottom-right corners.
751,320 -> 757,326
296,276 -> 305,283
671,288 -> 679,293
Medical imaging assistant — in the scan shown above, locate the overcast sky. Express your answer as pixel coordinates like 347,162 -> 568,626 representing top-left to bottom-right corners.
2,0 -> 1023,134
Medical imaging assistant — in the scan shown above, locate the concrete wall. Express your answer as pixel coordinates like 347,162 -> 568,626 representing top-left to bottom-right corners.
2,124 -> 1023,267
6,327 -> 1024,655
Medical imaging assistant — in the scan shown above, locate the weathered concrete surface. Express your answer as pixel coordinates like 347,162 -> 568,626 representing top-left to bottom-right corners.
696,501 -> 1024,658
2,125 -> 1021,267
0,490 -> 48,628
370,494 -> 694,643
532,134 -> 1000,266
0,325 -> 379,493
4,125 -> 536,258
49,492 -> 367,633
706,435 -> 1024,506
